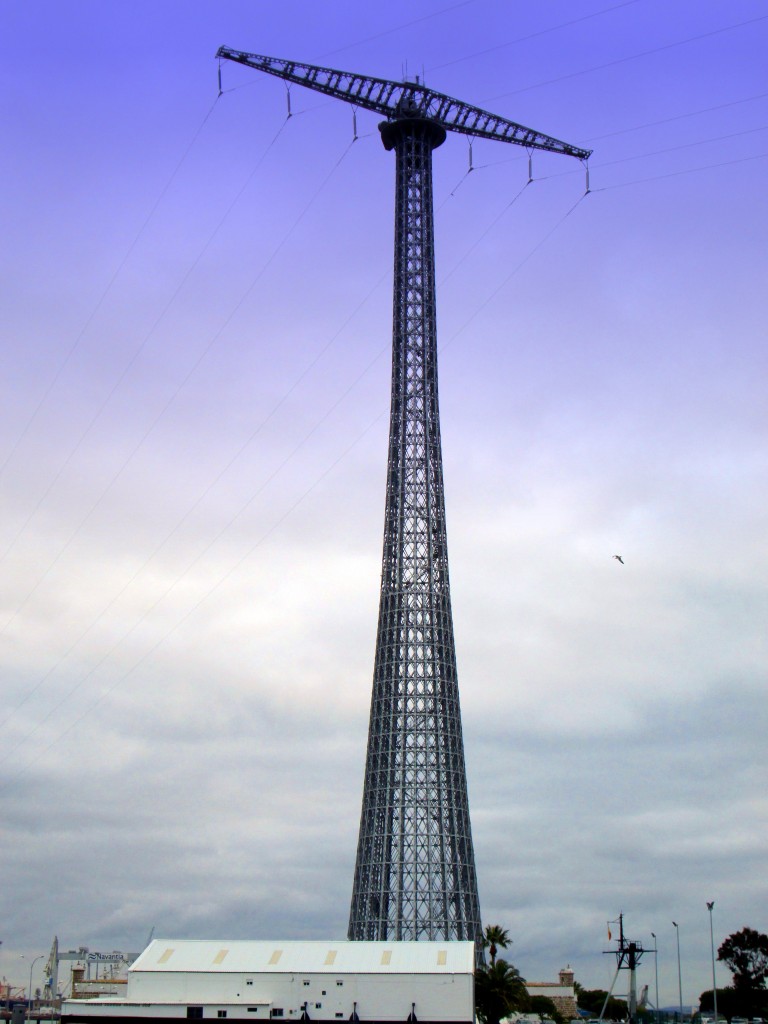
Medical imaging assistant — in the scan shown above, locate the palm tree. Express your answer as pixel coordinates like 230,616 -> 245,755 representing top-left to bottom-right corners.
483,925 -> 511,968
475,959 -> 528,1024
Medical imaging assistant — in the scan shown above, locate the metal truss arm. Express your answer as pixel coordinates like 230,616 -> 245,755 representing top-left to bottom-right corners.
216,47 -> 591,160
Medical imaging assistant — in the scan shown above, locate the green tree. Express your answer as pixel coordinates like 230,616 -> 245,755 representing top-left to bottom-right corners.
576,987 -> 627,1019
718,928 -> 768,992
475,958 -> 529,1024
484,925 -> 512,968
529,994 -> 564,1024
699,987 -> 741,1019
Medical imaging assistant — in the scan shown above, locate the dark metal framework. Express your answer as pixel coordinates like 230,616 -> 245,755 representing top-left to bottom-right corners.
604,914 -> 650,1024
216,47 -> 589,960
216,48 -> 590,160
348,115 -> 483,948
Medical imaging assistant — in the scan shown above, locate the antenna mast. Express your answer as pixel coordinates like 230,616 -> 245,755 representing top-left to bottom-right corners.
604,913 -> 651,1024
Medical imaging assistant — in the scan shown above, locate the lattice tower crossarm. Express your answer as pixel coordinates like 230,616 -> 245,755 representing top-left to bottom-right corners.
215,47 -> 591,160
215,47 -> 589,965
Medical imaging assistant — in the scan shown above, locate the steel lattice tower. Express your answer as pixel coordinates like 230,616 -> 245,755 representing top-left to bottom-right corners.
216,47 -> 590,959
347,115 -> 482,949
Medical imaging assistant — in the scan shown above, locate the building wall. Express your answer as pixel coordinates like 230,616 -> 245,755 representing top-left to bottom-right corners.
64,974 -> 473,1023
125,970 -> 471,1021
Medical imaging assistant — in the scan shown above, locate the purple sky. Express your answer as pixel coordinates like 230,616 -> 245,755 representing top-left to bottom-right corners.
2,0 -> 766,1009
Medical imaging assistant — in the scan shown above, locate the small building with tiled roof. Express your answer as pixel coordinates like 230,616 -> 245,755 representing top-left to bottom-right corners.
525,966 -> 579,1020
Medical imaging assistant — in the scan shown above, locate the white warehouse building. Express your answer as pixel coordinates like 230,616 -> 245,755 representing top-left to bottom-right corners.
61,940 -> 475,1024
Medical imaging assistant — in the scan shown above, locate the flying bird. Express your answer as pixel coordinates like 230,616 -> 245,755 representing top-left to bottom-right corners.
613,555 -> 624,564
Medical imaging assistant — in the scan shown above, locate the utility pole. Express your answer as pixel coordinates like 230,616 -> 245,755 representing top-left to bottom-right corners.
707,902 -> 718,1022
651,932 -> 660,1024
673,921 -> 684,1020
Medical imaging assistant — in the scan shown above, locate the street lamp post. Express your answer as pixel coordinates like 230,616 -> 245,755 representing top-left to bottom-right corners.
12,956 -> 25,1014
651,933 -> 660,1024
672,922 -> 683,1021
707,902 -> 718,1022
27,956 -> 44,1018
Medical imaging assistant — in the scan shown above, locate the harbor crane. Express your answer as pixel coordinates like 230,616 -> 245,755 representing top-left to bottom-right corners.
216,46 -> 590,960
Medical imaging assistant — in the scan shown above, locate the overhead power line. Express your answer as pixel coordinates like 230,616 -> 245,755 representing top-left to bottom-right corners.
4,97 -> 763,741
488,13 -> 768,100
0,127 -> 356,643
428,0 -> 642,72
0,175 -> 585,804
582,90 -> 768,143
0,96 -> 221,484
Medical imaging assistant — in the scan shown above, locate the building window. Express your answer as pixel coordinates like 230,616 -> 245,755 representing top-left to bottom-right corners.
270,1011 -> 284,1019
218,1012 -> 227,1018
187,1009 -> 203,1019
247,1009 -> 259,1014
335,1015 -> 344,1019
303,981 -> 310,987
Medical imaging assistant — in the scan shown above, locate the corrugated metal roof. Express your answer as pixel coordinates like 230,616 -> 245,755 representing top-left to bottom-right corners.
130,940 -> 474,975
